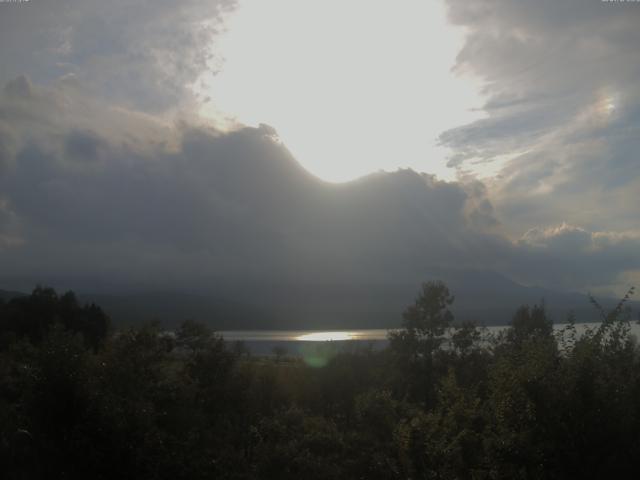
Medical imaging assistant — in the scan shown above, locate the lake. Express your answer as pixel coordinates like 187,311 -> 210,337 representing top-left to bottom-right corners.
219,321 -> 640,357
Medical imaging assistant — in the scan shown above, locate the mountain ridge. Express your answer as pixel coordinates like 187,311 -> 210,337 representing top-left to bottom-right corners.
4,270 -> 635,330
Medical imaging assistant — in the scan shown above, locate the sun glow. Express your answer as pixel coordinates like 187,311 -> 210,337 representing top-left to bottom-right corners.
198,0 -> 484,182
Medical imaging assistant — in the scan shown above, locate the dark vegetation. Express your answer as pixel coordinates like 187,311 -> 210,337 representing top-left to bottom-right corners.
1,282 -> 639,479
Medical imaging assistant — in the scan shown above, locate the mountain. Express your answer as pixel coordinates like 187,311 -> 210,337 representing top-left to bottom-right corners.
77,292 -> 276,330
79,271 -> 636,329
0,289 -> 26,302
3,272 -> 636,329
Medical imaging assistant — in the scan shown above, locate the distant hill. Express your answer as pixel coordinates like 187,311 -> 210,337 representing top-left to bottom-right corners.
71,271 -> 637,330
78,292 -> 277,330
0,289 -> 26,302
3,273 -> 637,330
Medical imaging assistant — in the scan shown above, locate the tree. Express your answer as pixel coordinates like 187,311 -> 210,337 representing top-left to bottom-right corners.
175,319 -> 214,354
508,303 -> 553,345
272,345 -> 288,363
389,281 -> 454,358
388,281 -> 455,407
0,286 -> 110,350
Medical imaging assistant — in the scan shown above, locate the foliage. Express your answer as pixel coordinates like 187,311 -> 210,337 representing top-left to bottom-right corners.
0,286 -> 109,350
1,284 -> 640,479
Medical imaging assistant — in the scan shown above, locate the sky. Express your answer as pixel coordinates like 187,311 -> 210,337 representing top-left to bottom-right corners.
198,0 -> 484,182
0,0 -> 639,301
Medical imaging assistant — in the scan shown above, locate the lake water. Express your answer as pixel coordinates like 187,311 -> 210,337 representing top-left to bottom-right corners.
220,322 -> 640,357
220,329 -> 390,342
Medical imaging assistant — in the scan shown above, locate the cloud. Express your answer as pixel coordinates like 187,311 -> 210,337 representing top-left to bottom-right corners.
0,78 -> 500,289
0,0 -> 236,111
0,77 -> 637,297
520,223 -> 593,251
440,0 -> 640,236
511,223 -> 640,291
4,75 -> 33,99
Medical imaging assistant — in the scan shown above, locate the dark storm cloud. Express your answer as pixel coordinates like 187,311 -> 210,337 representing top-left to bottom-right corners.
441,0 -> 640,236
0,79 -> 498,288
64,130 -> 108,163
0,78 -> 638,294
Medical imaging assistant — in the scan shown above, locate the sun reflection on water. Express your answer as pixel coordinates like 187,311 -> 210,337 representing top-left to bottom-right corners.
296,331 -> 354,341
